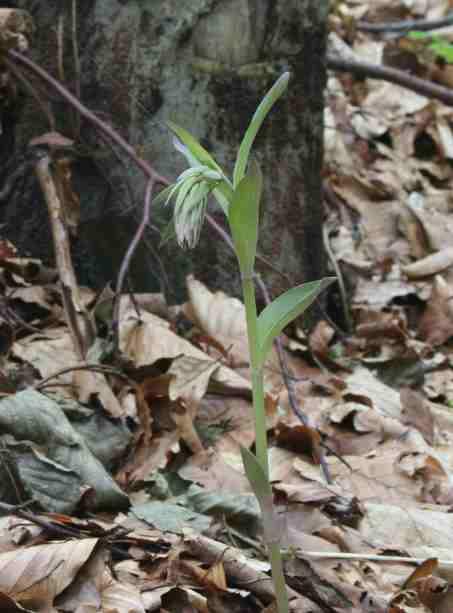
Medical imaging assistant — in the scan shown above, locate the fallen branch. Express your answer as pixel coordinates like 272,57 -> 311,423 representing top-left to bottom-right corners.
357,12 -> 453,34
327,54 -> 453,107
34,362 -> 130,391
34,153 -> 94,359
298,549 -> 453,569
185,534 -> 300,605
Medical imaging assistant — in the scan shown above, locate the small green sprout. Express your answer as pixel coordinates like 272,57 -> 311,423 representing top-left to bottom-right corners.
164,72 -> 335,613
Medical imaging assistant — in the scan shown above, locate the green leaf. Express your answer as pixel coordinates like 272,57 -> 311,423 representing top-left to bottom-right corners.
429,40 -> 453,63
256,278 -> 336,366
233,72 -> 290,188
228,160 -> 262,274
407,30 -> 430,40
212,183 -> 234,215
167,121 -> 223,174
240,446 -> 272,503
240,447 -> 285,545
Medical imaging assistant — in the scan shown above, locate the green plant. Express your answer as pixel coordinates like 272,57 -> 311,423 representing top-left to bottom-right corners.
408,31 -> 453,64
161,73 -> 334,613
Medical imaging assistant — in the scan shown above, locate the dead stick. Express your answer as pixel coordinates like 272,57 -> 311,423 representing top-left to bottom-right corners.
185,534 -> 300,604
34,153 -> 94,358
357,12 -> 453,34
112,177 -> 154,352
327,54 -> 453,107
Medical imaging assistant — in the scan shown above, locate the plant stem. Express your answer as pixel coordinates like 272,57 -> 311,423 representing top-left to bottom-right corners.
269,542 -> 290,613
241,274 -> 289,613
241,275 -> 268,478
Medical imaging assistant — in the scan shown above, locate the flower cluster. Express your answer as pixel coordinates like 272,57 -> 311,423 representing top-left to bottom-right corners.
165,165 -> 222,248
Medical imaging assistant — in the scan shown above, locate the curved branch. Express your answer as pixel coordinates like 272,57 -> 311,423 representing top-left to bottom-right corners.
357,12 -> 453,34
8,49 -> 168,187
327,54 -> 453,107
112,178 -> 154,351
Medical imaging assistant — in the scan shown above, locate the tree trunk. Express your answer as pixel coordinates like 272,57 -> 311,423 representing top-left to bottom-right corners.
5,0 -> 329,319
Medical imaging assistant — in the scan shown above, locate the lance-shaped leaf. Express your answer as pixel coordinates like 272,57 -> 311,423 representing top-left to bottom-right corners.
233,72 -> 290,188
240,446 -> 272,502
256,278 -> 336,366
228,161 -> 262,274
167,121 -> 223,174
240,446 -> 284,544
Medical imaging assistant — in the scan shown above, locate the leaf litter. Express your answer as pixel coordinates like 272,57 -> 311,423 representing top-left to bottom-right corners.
4,0 -> 453,611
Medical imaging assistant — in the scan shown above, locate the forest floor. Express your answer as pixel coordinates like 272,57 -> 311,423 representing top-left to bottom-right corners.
1,1 -> 453,612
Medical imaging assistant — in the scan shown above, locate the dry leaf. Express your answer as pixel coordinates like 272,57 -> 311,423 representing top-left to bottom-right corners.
418,276 -> 453,346
0,538 -> 98,610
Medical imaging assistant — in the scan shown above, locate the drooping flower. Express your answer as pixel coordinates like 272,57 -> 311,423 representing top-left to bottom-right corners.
165,164 -> 223,248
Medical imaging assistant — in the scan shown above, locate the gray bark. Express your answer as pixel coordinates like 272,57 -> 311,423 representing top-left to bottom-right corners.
3,0 -> 329,310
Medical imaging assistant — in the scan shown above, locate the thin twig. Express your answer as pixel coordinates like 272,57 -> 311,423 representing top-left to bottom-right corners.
57,12 -> 65,83
8,50 -> 168,187
296,549 -> 453,568
112,177 -> 154,353
357,12 -> 453,34
71,0 -> 81,138
322,223 -> 352,333
327,54 -> 453,107
34,363 -> 130,391
0,501 -> 82,538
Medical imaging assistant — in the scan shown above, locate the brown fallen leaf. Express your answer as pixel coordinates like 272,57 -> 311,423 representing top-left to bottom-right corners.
73,369 -> 124,419
402,247 -> 453,279
400,387 -> 436,446
0,538 -> 98,611
184,275 -> 248,366
274,422 -> 323,465
418,275 -> 453,346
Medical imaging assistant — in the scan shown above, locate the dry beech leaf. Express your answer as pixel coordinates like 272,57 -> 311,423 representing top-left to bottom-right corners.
402,247 -> 453,279
73,369 -> 124,419
184,275 -> 248,364
120,310 -> 250,394
101,572 -> 145,613
171,400 -> 204,454
309,320 -> 335,359
395,559 -> 448,612
400,387 -> 436,446
168,355 -> 220,404
0,538 -> 98,610
308,320 -> 347,370
402,558 -> 438,591
418,276 -> 453,346
356,310 -> 408,342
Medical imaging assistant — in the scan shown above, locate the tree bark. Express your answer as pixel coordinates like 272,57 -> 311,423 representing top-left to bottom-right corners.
5,0 -> 329,321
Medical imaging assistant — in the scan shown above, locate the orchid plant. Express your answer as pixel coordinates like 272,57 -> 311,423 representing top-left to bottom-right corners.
159,73 -> 334,613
